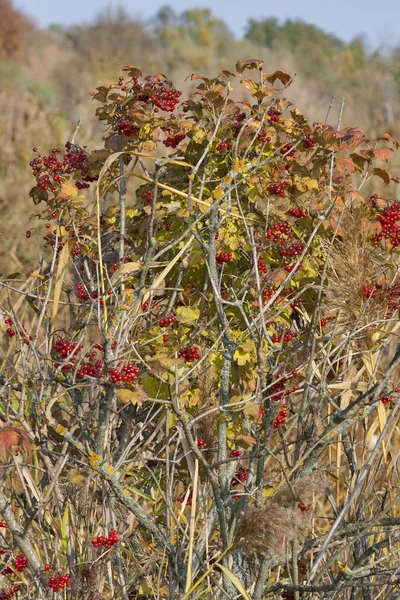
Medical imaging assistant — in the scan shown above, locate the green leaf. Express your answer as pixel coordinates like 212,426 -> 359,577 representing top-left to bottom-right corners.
61,504 -> 69,555
126,486 -> 155,502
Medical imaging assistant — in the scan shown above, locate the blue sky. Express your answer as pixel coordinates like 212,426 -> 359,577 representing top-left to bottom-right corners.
15,0 -> 400,48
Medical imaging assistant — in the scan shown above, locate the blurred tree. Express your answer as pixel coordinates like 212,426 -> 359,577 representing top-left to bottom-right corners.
66,7 -> 157,84
0,0 -> 32,59
152,6 -> 233,71
245,18 -> 344,79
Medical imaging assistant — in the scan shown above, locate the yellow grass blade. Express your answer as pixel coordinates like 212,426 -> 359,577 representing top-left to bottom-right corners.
185,459 -> 199,594
217,563 -> 253,600
51,238 -> 74,333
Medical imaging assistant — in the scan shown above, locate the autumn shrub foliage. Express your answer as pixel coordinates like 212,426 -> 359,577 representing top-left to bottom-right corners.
1,59 -> 400,599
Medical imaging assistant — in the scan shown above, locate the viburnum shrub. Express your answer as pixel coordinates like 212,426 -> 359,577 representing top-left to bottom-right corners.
1,60 -> 400,599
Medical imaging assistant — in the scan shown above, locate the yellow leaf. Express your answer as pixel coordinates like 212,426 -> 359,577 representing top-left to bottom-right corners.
116,386 -> 147,406
57,181 -> 79,201
176,306 -> 200,323
214,186 -> 223,200
69,469 -> 86,485
147,354 -> 184,372
168,412 -> 176,428
110,261 -> 141,285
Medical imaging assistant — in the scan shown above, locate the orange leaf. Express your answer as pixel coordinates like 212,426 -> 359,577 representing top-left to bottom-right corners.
236,59 -> 263,74
336,157 -> 356,175
264,71 -> 292,86
0,427 -> 32,462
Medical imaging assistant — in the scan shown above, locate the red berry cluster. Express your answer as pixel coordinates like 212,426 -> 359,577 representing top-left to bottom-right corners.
177,494 -> 192,505
257,129 -> 271,143
234,112 -> 246,132
288,207 -> 308,219
266,221 -> 293,242
43,231 -> 63,252
385,282 -> 400,313
71,243 -> 82,256
379,392 -> 392,405
232,466 -> 248,486
216,251 -> 233,264
290,297 -> 302,309
372,201 -> 400,248
163,133 -> 185,148
320,315 -> 335,327
216,141 -> 233,153
0,522 -> 7,528
272,330 -> 296,344
5,326 -> 14,338
76,358 -> 103,380
108,364 -> 140,385
298,502 -> 311,512
267,107 -> 280,122
280,143 -> 297,158
250,255 -> 267,273
141,188 -> 153,208
362,284 -> 381,299
13,554 -> 28,572
282,241 -> 305,260
262,286 -> 280,305
196,438 -> 207,449
76,282 -> 89,300
53,338 -> 82,360
48,573 -> 71,592
0,587 -> 19,600
1,567 -> 12,576
151,86 -> 181,112
30,143 -> 96,193
116,74 -> 133,90
159,315 -> 176,328
269,371 -> 298,402
115,117 -> 138,137
92,529 -> 119,549
273,404 -> 288,428
229,449 -> 243,458
142,299 -> 155,312
303,135 -> 316,149
267,181 -> 291,198
370,193 -> 379,205
53,338 -> 83,373
178,346 -> 200,362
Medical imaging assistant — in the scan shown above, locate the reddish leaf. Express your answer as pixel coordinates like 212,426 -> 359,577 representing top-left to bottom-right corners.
219,70 -> 236,78
122,65 -> 143,80
29,185 -> 48,205
90,86 -> 110,103
378,133 -> 399,149
236,59 -> 263,74
264,71 -> 292,86
0,427 -> 32,462
373,168 -> 400,185
372,147 -> 392,162
337,126 -> 366,142
349,190 -> 365,204
335,157 -> 356,176
350,153 -> 367,171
